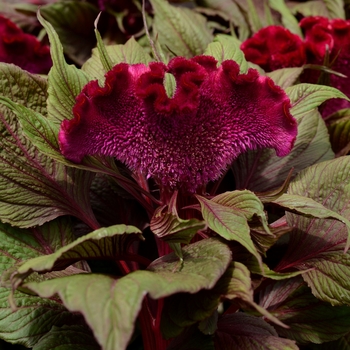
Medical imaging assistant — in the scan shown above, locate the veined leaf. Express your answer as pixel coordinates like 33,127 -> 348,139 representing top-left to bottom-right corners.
260,277 -> 350,344
161,261 -> 286,339
286,83 -> 349,118
268,0 -> 302,36
82,37 -> 153,81
11,224 -> 142,287
38,11 -> 90,127
150,0 -> 213,58
0,68 -> 98,228
289,0 -> 345,19
327,108 -> 350,156
214,314 -> 298,350
32,325 -> 99,350
23,238 -> 231,350
0,218 -> 88,347
233,109 -> 334,192
40,1 -> 99,65
204,34 -> 248,73
195,0 -> 249,40
196,191 -> 264,264
0,288 -> 81,347
151,206 -> 205,244
272,193 -> 350,250
276,157 -> 350,305
267,67 -> 304,90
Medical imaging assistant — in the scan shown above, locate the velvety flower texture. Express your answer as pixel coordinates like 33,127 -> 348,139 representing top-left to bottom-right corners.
240,26 -> 306,72
59,56 -> 297,193
0,15 -> 52,74
300,16 -> 350,116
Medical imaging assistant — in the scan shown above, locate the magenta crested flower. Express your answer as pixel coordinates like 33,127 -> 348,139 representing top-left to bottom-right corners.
59,56 -> 297,193
240,26 -> 306,72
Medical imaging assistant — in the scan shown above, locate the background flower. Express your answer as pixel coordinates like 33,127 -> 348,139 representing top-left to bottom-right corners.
301,16 -> 350,117
59,56 -> 297,193
240,26 -> 306,72
0,15 -> 52,74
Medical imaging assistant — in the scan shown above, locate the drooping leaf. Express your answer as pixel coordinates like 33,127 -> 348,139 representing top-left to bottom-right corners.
259,277 -> 350,344
204,34 -> 248,73
37,11 -> 90,127
10,224 -> 142,287
214,313 -> 298,350
40,1 -> 99,65
23,238 -> 231,350
276,157 -> 350,305
196,192 -> 263,264
82,37 -> 153,81
150,0 -> 213,58
233,108 -> 334,192
309,332 -> 350,350
266,67 -> 304,90
327,109 -> 350,156
32,325 -> 99,350
268,0 -> 302,35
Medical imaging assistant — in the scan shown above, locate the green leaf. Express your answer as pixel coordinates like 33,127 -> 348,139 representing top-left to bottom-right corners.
260,277 -> 350,344
40,1 -> 99,65
286,83 -> 349,118
0,218 -> 87,347
196,193 -> 262,264
204,34 -> 248,73
151,206 -> 205,244
32,325 -> 99,350
23,238 -> 231,350
0,71 -> 98,228
324,0 -> 346,18
82,37 -> 153,81
161,261 -> 286,339
245,0 -> 263,33
149,0 -> 213,58
214,314 -> 298,350
266,67 -> 304,90
272,193 -> 350,250
11,224 -> 142,285
327,108 -> 350,156
195,0 -> 249,40
233,109 -> 334,192
277,157 -> 350,305
268,0 -> 302,36
288,0 -> 345,18
0,288 -> 81,348
37,11 -> 90,127
309,332 -> 350,350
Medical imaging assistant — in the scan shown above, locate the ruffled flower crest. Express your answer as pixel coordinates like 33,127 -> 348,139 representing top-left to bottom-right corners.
59,56 -> 297,193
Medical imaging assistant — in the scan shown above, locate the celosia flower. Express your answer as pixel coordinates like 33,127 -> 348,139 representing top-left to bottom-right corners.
59,56 -> 297,193
0,15 -> 52,74
240,26 -> 306,72
300,16 -> 350,116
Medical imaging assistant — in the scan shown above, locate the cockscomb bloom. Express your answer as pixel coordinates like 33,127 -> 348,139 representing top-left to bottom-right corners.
300,16 -> 350,117
240,26 -> 306,72
59,56 -> 297,193
0,15 -> 52,74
